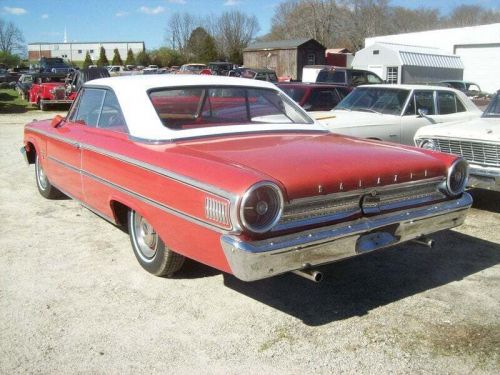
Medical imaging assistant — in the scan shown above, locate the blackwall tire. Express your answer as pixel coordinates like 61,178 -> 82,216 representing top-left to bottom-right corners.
35,154 -> 63,199
128,210 -> 185,277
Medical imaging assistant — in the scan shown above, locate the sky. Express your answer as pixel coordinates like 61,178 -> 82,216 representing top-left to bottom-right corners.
1,0 -> 499,50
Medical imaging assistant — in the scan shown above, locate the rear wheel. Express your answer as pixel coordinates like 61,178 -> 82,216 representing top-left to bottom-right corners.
35,154 -> 63,199
128,210 -> 185,277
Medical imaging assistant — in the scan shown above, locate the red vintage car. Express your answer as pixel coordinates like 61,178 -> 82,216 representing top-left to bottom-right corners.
28,73 -> 72,111
22,75 -> 472,282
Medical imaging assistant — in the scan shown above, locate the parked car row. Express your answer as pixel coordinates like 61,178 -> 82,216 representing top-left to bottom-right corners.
16,68 -> 110,110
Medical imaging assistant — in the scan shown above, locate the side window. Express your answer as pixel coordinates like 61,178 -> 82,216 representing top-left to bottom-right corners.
414,91 -> 435,115
437,91 -> 457,115
72,88 -> 106,127
367,73 -> 383,84
67,90 -> 83,120
97,90 -> 128,132
350,71 -> 367,86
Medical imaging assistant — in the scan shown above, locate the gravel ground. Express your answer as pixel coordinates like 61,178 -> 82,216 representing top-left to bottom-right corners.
1,111 -> 499,374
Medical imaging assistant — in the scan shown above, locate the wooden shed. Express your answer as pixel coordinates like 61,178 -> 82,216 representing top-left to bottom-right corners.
243,39 -> 326,81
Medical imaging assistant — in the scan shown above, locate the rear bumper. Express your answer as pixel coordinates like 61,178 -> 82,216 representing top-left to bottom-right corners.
221,193 -> 472,281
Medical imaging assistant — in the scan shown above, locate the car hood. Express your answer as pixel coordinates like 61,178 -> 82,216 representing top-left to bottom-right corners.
311,110 -> 399,129
177,132 -> 447,199
415,117 -> 500,143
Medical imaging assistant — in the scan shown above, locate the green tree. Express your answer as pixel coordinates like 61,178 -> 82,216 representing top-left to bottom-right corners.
111,48 -> 123,66
0,51 -> 20,67
135,50 -> 150,66
186,27 -> 218,63
125,48 -> 135,65
83,51 -> 93,69
96,46 -> 109,67
150,47 -> 183,67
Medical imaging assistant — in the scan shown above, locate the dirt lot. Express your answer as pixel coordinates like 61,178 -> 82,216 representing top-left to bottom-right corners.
1,111 -> 499,374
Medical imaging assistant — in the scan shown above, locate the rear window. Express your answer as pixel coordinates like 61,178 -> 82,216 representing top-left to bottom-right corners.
148,86 -> 312,130
316,70 -> 346,84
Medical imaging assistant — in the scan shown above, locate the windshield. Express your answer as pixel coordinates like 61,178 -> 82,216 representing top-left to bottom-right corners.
149,86 -> 313,130
336,87 -> 410,115
482,93 -> 500,118
185,65 -> 206,71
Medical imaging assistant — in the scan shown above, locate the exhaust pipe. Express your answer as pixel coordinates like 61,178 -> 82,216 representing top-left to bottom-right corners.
292,268 -> 323,283
412,236 -> 435,248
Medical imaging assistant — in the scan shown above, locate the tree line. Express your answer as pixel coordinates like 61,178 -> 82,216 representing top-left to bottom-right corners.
0,2 -> 499,68
263,0 -> 500,52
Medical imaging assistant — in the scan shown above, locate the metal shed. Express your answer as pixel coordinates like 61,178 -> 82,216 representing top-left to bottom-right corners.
243,39 -> 326,81
352,42 -> 464,85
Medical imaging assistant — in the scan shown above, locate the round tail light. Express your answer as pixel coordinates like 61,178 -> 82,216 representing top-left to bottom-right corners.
239,182 -> 284,234
445,158 -> 469,196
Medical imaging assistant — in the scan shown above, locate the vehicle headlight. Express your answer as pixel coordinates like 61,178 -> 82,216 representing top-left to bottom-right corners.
444,158 -> 469,196
239,182 -> 284,234
419,139 -> 438,150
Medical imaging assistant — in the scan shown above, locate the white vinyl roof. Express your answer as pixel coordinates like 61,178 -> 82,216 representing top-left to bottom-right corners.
84,74 -> 321,140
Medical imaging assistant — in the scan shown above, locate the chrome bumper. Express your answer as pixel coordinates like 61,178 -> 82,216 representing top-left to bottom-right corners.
40,99 -> 72,105
468,166 -> 500,191
221,193 -> 472,281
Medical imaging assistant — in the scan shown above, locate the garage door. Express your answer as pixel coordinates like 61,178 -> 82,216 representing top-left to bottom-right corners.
455,44 -> 500,94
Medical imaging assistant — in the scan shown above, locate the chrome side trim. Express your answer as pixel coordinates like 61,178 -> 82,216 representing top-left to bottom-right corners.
221,193 -> 472,281
26,127 -> 237,201
46,155 -> 229,233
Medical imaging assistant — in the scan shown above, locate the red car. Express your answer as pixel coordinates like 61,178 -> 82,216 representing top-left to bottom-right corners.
28,73 -> 72,111
278,82 -> 351,111
22,75 -> 471,282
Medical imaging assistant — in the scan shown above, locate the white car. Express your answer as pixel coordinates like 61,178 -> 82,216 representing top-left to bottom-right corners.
311,84 -> 481,145
415,90 -> 500,191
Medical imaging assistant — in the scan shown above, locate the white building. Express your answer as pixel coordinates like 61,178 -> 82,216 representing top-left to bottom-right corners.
362,23 -> 500,93
352,42 -> 463,84
28,41 -> 145,63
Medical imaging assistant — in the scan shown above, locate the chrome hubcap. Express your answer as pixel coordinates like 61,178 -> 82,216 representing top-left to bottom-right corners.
36,158 -> 48,190
134,214 -> 158,260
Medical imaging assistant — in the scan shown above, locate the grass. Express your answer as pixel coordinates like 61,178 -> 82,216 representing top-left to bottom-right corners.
0,88 -> 34,114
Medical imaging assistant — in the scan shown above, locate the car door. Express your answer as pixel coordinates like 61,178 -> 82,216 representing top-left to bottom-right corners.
79,88 -> 130,216
44,90 -> 91,201
400,90 -> 437,145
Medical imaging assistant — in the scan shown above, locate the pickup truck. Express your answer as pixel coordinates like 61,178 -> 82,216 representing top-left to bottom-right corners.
39,57 -> 73,74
